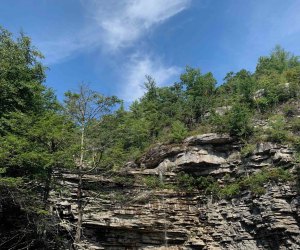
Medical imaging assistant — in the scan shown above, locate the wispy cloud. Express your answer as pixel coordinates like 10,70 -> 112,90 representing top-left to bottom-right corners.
40,0 -> 191,64
119,53 -> 180,102
36,0 -> 191,102
89,0 -> 191,50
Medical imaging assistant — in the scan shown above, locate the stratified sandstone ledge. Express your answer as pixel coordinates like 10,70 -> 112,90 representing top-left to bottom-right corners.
51,134 -> 300,249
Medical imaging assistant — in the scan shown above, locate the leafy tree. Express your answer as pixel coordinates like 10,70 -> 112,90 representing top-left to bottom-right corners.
0,27 -> 47,118
64,84 -> 119,245
180,66 -> 216,124
0,26 -> 70,249
217,69 -> 255,107
170,120 -> 188,143
0,111 -> 75,207
256,45 -> 300,76
212,103 -> 252,138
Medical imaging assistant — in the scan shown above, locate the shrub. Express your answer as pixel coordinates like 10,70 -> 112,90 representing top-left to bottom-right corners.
113,175 -> 135,186
205,181 -> 221,197
290,117 -> 300,133
220,183 -> 240,198
0,177 -> 23,187
240,168 -> 292,196
241,143 -> 256,157
296,166 -> 300,193
174,168 -> 292,198
268,168 -> 291,181
293,137 -> 300,153
283,104 -> 298,118
211,103 -> 253,138
170,120 -> 188,143
143,175 -> 163,189
175,172 -> 196,192
266,115 -> 290,143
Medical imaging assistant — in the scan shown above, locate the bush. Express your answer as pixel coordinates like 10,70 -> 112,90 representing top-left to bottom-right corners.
220,183 -> 240,198
241,143 -> 256,157
174,168 -> 292,198
113,175 -> 135,186
266,115 -> 290,143
291,117 -> 300,133
211,103 -> 253,138
175,172 -> 196,192
296,166 -> 300,193
293,137 -> 300,153
268,168 -> 291,181
170,120 -> 188,143
240,168 -> 291,196
143,175 -> 163,189
283,104 -> 298,118
204,181 -> 221,197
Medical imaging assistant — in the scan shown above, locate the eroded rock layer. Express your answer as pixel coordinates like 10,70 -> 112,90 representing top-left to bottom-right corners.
50,133 -> 300,249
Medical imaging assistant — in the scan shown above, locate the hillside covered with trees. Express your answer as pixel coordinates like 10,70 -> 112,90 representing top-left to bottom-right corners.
1,27 -> 300,249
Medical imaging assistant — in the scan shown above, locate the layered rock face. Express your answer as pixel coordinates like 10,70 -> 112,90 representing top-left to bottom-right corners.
51,133 -> 300,249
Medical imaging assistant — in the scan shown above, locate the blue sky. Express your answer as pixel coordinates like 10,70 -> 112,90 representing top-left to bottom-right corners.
1,0 -> 300,104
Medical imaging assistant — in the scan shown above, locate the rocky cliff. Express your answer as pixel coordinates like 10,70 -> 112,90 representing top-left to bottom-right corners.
51,133 -> 300,250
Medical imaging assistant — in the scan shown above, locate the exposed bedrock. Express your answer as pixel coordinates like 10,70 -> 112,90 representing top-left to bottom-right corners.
51,133 -> 300,249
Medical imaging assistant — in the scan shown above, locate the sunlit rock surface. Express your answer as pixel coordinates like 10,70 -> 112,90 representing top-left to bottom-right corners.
50,134 -> 300,249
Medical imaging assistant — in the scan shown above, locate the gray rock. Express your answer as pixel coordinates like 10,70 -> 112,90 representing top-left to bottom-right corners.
184,133 -> 234,145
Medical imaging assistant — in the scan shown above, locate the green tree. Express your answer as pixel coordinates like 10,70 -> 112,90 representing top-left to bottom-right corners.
256,45 -> 300,76
217,69 -> 255,107
0,27 -> 47,118
180,66 -> 216,124
0,26 -> 70,248
170,120 -> 188,143
212,103 -> 252,138
64,84 -> 119,245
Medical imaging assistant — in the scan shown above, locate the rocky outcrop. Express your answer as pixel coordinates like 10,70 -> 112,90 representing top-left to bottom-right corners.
184,133 -> 235,145
50,134 -> 300,249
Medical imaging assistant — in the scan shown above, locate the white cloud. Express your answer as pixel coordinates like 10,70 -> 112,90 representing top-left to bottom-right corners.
119,54 -> 180,102
93,0 -> 191,50
40,0 -> 191,64
35,0 -> 189,103
38,39 -> 83,65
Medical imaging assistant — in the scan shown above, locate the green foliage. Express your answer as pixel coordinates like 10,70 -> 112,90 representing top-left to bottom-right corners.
227,104 -> 253,137
290,117 -> 300,133
212,103 -> 253,137
143,175 -> 164,189
0,112 -> 75,178
113,175 -> 135,186
283,103 -> 298,118
256,45 -> 300,76
0,167 -> 7,174
0,177 -> 23,187
240,168 -> 291,196
175,173 -> 220,195
0,27 -> 50,119
180,66 -> 216,123
175,172 -> 197,192
220,183 -> 240,198
266,115 -> 290,143
0,25 -> 300,247
170,120 -> 188,143
241,143 -> 256,157
174,168 -> 291,198
219,70 -> 255,106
